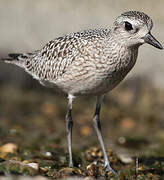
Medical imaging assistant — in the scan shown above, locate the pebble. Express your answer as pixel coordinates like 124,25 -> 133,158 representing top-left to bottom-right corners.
86,163 -> 98,176
118,153 -> 133,164
1,160 -> 39,176
27,163 -> 39,170
0,143 -> 18,154
45,151 -> 52,157
56,167 -> 83,179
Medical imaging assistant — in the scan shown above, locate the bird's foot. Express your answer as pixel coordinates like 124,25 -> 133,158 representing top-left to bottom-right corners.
104,162 -> 117,175
69,161 -> 74,168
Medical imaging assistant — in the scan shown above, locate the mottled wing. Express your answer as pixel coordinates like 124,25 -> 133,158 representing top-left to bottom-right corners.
24,34 -> 81,81
23,29 -> 110,83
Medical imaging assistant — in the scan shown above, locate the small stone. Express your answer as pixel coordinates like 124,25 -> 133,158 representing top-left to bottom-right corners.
85,147 -> 117,165
40,167 -> 48,173
2,160 -> 39,176
45,151 -> 52,157
91,151 -> 97,157
118,154 -> 133,164
147,173 -> 153,178
22,160 -> 31,164
85,147 -> 98,162
86,163 -> 98,176
97,166 -> 104,176
97,151 -> 103,158
105,170 -> 113,177
57,167 -> 75,178
46,169 -> 58,177
138,166 -> 144,171
27,162 -> 39,170
56,167 -> 82,179
0,143 -> 18,154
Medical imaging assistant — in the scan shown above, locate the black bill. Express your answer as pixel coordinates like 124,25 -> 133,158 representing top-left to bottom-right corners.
144,33 -> 163,50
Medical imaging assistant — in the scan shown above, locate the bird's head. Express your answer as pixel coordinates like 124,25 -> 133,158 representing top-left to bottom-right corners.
112,11 -> 163,49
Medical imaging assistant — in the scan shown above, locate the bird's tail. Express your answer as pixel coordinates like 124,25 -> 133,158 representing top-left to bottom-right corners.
1,53 -> 28,68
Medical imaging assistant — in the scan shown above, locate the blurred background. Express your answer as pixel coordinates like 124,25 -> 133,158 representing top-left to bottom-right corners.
0,0 -> 164,178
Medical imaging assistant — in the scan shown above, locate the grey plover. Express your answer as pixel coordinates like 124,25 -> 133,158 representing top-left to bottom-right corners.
1,11 -> 163,174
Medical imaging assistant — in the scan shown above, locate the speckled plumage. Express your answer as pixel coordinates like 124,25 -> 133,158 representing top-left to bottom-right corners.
3,11 -> 163,173
7,27 -> 138,96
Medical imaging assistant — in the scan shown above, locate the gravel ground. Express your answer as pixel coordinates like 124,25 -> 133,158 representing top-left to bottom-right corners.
0,80 -> 164,179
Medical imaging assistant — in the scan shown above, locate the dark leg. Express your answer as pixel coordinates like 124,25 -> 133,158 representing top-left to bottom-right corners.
66,95 -> 74,167
93,95 -> 117,174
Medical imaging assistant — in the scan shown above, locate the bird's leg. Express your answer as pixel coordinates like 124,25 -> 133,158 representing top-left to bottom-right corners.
66,95 -> 74,167
93,95 -> 117,174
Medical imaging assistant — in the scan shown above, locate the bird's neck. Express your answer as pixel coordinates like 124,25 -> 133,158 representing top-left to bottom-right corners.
105,35 -> 139,75
110,31 -> 141,50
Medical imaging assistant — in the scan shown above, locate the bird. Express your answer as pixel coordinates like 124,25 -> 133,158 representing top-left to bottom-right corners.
1,11 -> 163,174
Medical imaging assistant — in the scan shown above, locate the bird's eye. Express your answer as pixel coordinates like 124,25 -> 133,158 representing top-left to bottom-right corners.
124,21 -> 133,31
